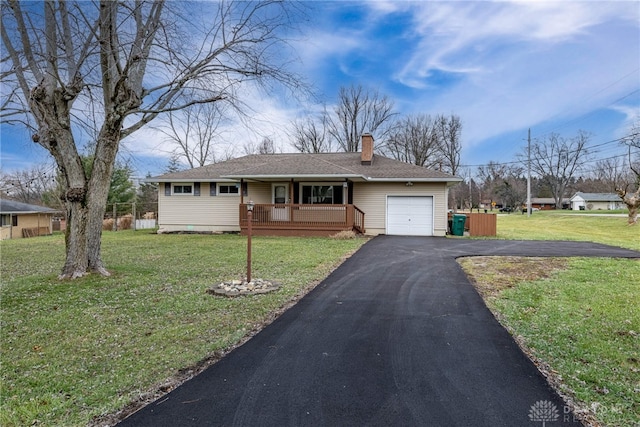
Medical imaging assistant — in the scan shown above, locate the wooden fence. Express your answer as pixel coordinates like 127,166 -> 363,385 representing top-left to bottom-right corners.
449,212 -> 497,237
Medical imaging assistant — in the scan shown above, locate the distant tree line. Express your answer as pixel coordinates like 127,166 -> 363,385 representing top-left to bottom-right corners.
457,121 -> 639,223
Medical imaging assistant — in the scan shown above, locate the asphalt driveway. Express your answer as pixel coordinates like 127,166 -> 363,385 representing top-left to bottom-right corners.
118,237 -> 639,427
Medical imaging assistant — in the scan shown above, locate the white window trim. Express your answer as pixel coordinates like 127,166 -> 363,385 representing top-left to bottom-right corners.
173,183 -> 194,195
272,183 -> 290,204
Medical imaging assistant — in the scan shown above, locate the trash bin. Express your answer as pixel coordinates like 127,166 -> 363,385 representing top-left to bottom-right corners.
451,214 -> 466,236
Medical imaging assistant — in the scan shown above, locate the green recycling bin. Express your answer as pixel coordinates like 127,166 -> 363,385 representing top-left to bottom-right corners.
451,214 -> 466,236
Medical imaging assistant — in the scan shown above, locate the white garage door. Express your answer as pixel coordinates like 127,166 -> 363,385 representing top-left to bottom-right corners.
387,196 -> 434,236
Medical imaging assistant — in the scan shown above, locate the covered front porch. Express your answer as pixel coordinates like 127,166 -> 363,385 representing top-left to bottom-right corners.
239,203 -> 365,237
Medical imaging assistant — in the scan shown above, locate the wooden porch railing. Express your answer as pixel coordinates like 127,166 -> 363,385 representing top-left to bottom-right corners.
240,204 -> 365,236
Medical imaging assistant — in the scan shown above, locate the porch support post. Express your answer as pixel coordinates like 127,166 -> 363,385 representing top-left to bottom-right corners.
289,179 -> 294,204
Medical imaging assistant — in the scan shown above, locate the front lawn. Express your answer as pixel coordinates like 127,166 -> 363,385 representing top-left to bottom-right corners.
460,213 -> 640,426
0,231 -> 365,426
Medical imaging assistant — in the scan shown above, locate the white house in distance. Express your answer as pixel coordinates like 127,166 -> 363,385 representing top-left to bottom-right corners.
570,192 -> 624,211
149,135 -> 463,237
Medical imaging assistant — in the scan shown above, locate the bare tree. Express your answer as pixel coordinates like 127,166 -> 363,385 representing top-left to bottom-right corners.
1,0 -> 304,278
325,84 -> 396,152
290,116 -> 330,153
0,163 -> 57,205
434,114 -> 463,210
616,119 -> 640,224
477,161 -> 522,209
435,114 -> 463,176
243,136 -> 277,155
244,136 -> 277,155
383,114 -> 441,167
258,137 -> 276,154
526,131 -> 591,209
158,103 -> 226,168
592,157 -> 628,191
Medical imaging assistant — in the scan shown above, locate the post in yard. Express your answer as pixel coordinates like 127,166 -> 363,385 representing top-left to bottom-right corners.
246,200 -> 254,283
527,128 -> 531,217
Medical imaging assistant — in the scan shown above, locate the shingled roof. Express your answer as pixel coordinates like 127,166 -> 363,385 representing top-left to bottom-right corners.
150,153 -> 462,183
0,198 -> 59,214
571,192 -> 622,202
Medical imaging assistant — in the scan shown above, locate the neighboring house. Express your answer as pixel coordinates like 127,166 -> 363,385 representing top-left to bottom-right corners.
570,192 -> 624,211
150,135 -> 462,237
0,198 -> 60,240
529,197 -> 570,210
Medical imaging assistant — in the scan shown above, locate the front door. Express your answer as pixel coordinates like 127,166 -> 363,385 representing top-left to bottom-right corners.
272,183 -> 289,221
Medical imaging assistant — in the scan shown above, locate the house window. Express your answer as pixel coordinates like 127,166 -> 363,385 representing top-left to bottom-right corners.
173,184 -> 193,195
1,214 -> 10,226
218,184 -> 240,195
301,184 -> 344,205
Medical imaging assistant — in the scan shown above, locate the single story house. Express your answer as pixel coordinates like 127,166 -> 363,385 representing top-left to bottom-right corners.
528,197 -> 570,210
0,198 -> 59,240
150,135 -> 462,237
570,192 -> 624,211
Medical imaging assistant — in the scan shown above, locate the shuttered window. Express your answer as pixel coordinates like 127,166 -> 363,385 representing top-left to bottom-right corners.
173,184 -> 193,195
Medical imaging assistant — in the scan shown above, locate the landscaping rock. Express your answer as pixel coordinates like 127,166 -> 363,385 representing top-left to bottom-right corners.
207,279 -> 281,297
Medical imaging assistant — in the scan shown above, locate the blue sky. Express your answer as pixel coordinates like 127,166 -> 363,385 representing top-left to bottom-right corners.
1,0 -> 639,178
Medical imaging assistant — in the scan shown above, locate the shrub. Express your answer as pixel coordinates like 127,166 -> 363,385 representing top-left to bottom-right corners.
102,218 -> 114,231
330,230 -> 357,240
118,214 -> 133,230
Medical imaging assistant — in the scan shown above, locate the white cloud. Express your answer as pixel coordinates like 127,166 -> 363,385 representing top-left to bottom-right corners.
393,1 -> 636,88
375,1 -> 640,150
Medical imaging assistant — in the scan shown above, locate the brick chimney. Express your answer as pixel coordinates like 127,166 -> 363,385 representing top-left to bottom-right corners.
361,133 -> 374,165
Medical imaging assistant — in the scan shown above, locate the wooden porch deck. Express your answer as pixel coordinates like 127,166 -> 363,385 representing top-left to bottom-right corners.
240,204 -> 365,237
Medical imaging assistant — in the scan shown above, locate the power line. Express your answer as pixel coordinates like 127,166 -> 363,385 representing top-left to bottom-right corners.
460,134 -> 638,169
531,80 -> 640,140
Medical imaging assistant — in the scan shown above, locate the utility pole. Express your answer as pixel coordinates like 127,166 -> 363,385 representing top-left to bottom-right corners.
527,128 -> 531,217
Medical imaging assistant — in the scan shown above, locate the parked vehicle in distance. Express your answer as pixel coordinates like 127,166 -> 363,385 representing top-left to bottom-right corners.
499,207 -> 513,212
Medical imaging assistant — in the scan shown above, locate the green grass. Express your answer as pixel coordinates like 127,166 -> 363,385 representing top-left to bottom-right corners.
2,215 -> 638,426
0,231 -> 366,426
489,258 -> 640,426
497,210 -> 639,251
462,212 -> 640,426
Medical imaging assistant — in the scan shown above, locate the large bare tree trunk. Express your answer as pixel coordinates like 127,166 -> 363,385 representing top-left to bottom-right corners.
3,0 -> 304,279
86,131 -> 121,275
62,201 -> 89,278
617,187 -> 640,225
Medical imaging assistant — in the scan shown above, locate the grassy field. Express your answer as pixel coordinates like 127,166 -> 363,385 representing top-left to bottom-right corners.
1,214 -> 638,426
496,210 -> 639,251
461,212 -> 640,426
0,232 -> 366,426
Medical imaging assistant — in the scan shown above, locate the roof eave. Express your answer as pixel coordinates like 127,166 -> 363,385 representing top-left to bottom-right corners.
144,178 -> 236,183
363,177 -> 464,183
147,174 -> 463,184
221,174 -> 363,180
